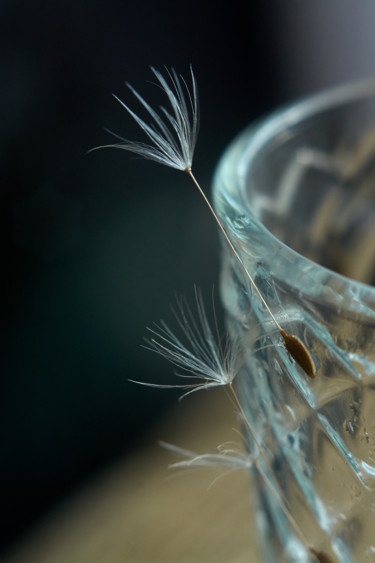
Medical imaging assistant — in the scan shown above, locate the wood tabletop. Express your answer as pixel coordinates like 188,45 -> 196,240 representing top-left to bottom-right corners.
3,391 -> 261,563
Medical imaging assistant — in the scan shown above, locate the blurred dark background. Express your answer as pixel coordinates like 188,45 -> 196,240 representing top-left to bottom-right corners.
1,0 -> 374,553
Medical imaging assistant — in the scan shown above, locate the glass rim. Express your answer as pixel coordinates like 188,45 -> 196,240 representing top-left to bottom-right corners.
240,77 -> 375,170
214,77 -> 375,318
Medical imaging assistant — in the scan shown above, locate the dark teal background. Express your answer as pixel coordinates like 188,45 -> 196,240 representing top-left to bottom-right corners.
1,0 -> 374,552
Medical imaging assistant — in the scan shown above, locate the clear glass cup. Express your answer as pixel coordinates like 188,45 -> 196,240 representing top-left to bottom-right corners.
213,79 -> 375,562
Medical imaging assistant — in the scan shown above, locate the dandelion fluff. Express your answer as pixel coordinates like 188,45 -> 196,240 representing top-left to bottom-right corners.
102,66 -> 199,171
160,441 -> 255,471
130,287 -> 241,398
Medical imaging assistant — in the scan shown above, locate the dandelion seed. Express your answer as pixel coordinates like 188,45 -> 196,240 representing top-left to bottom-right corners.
160,441 -> 254,471
135,291 -> 321,556
280,330 -> 316,378
130,287 -> 241,398
161,440 -> 328,560
94,66 -> 315,376
160,441 -> 255,489
93,66 -> 198,172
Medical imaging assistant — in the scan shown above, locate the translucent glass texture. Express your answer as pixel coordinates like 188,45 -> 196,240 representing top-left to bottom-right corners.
213,80 -> 375,562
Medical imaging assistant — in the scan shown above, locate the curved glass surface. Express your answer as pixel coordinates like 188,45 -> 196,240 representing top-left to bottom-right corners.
214,79 -> 375,562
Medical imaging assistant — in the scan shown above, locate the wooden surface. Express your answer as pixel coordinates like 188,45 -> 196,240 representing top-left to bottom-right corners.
3,392 -> 261,563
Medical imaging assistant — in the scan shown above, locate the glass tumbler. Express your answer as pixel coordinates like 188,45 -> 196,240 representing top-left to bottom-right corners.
213,80 -> 375,562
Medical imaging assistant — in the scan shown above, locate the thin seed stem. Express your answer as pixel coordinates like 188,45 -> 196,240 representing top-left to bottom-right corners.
187,169 -> 317,378
227,382 -> 316,556
186,168 -> 282,333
